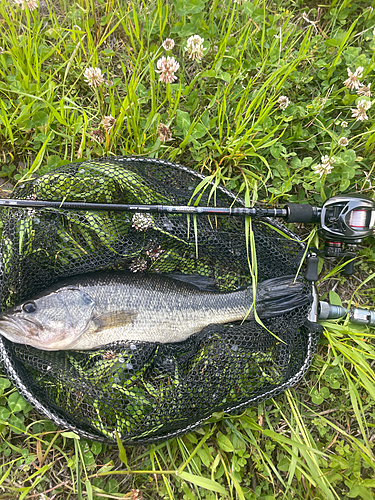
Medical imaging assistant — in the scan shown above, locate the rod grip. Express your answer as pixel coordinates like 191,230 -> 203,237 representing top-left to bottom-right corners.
285,203 -> 317,223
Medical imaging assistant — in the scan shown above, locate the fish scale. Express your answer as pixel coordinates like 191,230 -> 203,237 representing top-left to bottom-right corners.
76,273 -> 247,346
0,271 -> 311,350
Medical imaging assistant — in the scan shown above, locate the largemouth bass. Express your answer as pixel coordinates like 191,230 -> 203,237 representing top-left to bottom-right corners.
0,272 -> 310,350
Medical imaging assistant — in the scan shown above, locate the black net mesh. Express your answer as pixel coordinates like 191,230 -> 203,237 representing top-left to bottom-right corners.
0,157 -> 321,444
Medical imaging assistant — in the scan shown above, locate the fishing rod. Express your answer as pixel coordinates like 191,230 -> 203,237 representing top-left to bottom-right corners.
0,193 -> 374,278
0,192 -> 373,228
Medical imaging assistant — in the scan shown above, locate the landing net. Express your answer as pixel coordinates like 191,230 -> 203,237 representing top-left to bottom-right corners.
0,157 -> 320,444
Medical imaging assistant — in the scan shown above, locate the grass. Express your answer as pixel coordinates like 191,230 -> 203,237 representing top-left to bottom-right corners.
0,0 -> 375,498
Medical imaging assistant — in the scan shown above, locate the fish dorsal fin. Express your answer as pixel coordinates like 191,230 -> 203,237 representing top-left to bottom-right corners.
166,273 -> 219,292
92,310 -> 138,332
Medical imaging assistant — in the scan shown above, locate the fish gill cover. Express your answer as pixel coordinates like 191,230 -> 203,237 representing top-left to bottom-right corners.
0,157 -> 320,444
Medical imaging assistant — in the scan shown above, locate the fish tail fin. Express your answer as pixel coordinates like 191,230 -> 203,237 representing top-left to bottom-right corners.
254,275 -> 311,318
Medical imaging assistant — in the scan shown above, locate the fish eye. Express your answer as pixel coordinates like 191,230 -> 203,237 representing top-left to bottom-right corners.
22,301 -> 37,314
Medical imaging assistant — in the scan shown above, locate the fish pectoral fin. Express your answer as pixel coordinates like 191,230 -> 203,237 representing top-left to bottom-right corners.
91,310 -> 137,332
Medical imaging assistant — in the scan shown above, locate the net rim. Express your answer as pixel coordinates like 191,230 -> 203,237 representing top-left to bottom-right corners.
0,156 -> 314,444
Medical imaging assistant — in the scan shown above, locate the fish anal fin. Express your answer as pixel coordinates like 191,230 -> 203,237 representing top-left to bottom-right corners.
92,310 -> 137,332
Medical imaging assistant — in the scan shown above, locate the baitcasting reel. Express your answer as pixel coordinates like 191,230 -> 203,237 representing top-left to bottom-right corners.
319,194 -> 375,275
286,194 -> 375,279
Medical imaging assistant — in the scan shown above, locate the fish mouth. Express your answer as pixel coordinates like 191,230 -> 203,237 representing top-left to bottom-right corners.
0,315 -> 84,351
0,315 -> 43,344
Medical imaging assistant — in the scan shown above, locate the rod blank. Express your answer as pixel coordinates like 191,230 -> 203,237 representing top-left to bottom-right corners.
0,198 -> 289,219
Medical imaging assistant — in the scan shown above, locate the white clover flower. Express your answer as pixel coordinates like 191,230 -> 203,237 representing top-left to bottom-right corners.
132,213 -> 153,232
101,115 -> 116,132
278,95 -> 290,110
352,110 -> 368,121
185,35 -> 205,61
351,98 -> 371,121
312,163 -> 333,177
14,0 -> 38,9
157,123 -> 172,142
358,99 -> 371,111
357,83 -> 372,97
338,137 -> 349,147
156,56 -> 179,84
90,128 -> 105,143
312,155 -> 335,178
344,67 -> 364,90
146,245 -> 164,261
341,121 -> 348,128
83,67 -> 104,87
162,38 -> 175,51
27,0 -> 38,10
